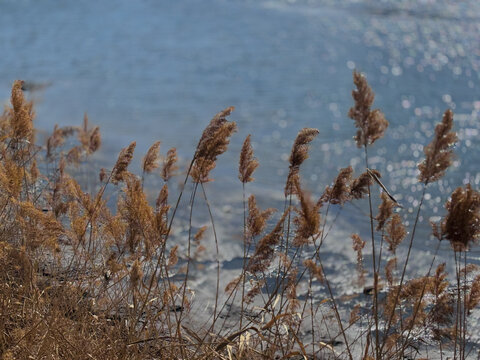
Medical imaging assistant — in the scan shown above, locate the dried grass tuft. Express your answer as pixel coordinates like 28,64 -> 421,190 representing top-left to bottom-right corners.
238,134 -> 259,183
112,141 -> 136,184
192,107 -> 237,183
418,109 -> 457,184
443,184 -> 480,251
348,71 -> 388,148
162,147 -> 178,181
285,128 -> 319,194
142,141 -> 161,174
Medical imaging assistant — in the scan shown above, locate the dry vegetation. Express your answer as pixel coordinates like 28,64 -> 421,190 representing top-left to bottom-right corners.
0,74 -> 479,359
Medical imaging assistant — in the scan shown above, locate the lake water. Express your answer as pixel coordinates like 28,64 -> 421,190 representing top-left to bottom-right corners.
2,0 -> 480,349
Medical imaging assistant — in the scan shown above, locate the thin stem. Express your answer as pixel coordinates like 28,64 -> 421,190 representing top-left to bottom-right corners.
462,250 -> 467,360
364,145 -> 380,360
454,250 -> 460,360
240,182 -> 247,330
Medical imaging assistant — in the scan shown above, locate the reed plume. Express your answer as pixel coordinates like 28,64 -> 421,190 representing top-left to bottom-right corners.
162,147 -> 178,181
285,128 -> 319,194
320,166 -> 353,205
352,233 -> 366,283
348,71 -> 388,148
293,180 -> 321,246
350,170 -> 375,199
142,141 -> 161,174
247,195 -> 276,240
112,141 -> 136,184
192,107 -> 236,183
154,184 -> 169,238
77,113 -> 101,157
193,225 -> 207,257
385,214 -> 406,255
88,126 -> 101,154
247,210 -> 288,274
418,109 -> 457,184
119,174 -> 155,254
168,245 -> 179,269
46,124 -> 77,159
385,257 -> 397,286
376,191 -> 395,231
443,184 -> 480,251
238,134 -> 259,183
9,80 -> 34,144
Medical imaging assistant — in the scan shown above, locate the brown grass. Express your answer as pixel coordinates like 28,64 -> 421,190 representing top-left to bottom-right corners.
0,73 -> 479,360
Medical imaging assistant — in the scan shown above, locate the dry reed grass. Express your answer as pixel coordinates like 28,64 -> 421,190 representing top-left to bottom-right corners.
0,72 -> 479,360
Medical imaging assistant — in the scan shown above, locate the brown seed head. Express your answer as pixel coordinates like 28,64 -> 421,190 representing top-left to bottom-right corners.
385,257 -> 397,286
350,171 -> 374,199
376,191 -> 395,231
348,71 -> 388,148
285,128 -> 319,194
247,195 -> 276,241
192,107 -> 236,183
443,184 -> 480,251
385,214 -> 406,255
88,126 -> 101,154
321,166 -> 353,205
112,141 -> 136,184
142,141 -> 161,174
162,147 -> 178,181
46,124 -> 77,158
352,233 -> 366,283
418,109 -> 457,184
247,210 -> 288,274
293,180 -> 321,245
194,225 -> 208,243
9,80 -> 34,143
168,245 -> 179,269
239,134 -> 259,183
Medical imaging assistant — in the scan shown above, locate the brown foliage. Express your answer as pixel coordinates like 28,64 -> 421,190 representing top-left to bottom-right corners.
385,214 -> 406,255
142,140 -> 161,174
352,233 -> 366,283
238,134 -> 259,183
376,191 -> 395,231
247,210 -> 288,274
9,80 -> 34,144
1,77 -> 479,360
293,180 -> 321,246
418,109 -> 457,184
162,147 -> 178,181
247,195 -> 276,240
112,141 -> 136,184
320,166 -> 353,205
443,184 -> 480,251
285,128 -> 319,194
192,107 -> 237,183
350,171 -> 374,199
348,71 -> 388,148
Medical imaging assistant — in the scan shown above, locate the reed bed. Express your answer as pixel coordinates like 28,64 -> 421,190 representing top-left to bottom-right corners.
0,74 -> 479,359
